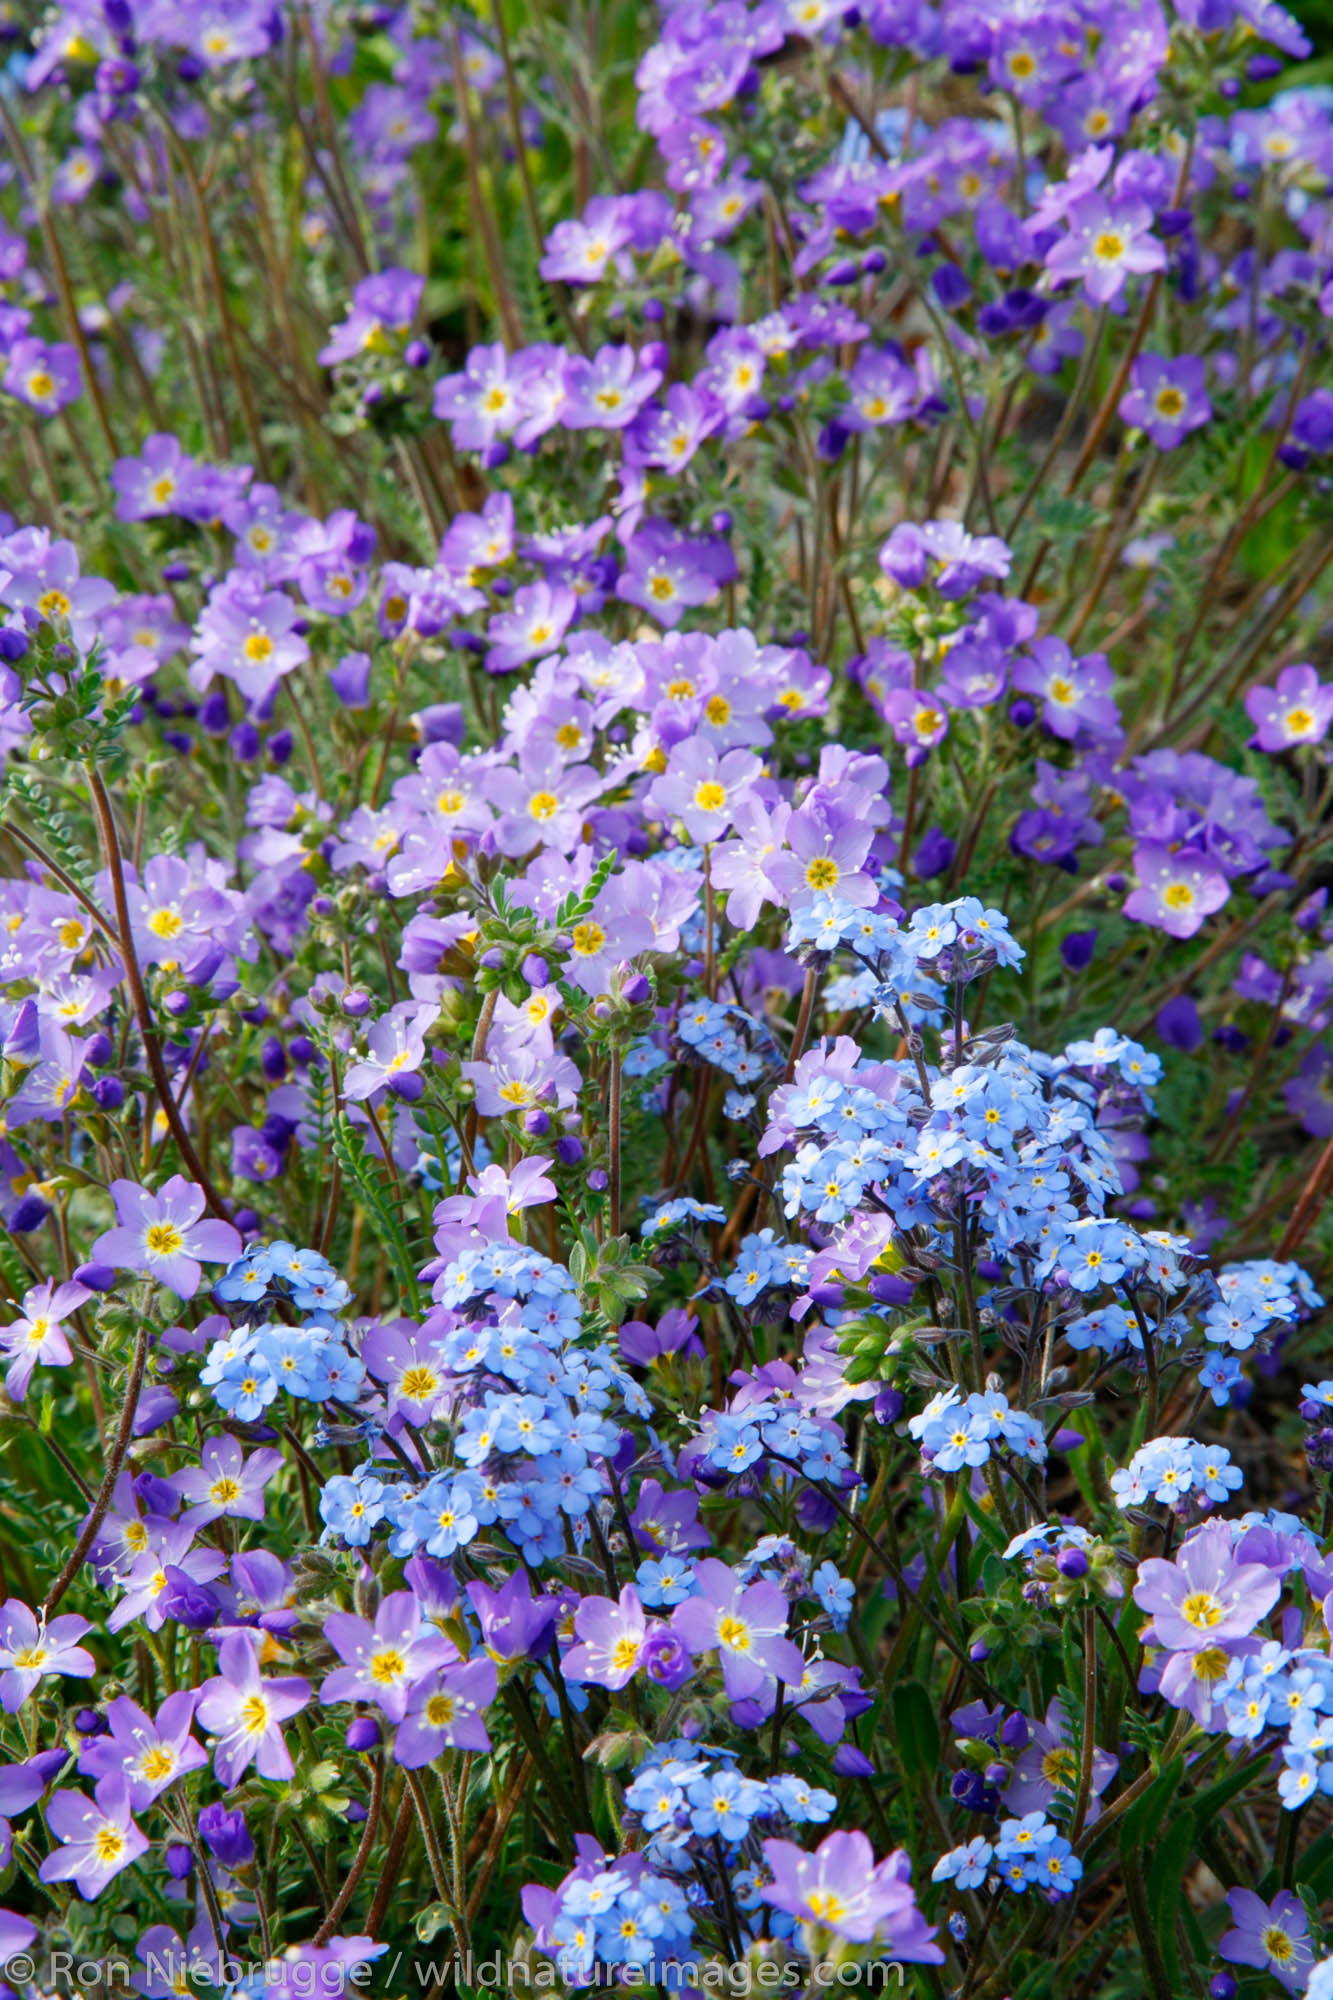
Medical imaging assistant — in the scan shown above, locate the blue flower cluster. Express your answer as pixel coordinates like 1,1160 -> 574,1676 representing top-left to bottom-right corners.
625,1741 -> 836,1857
201,1318 -> 365,1418
317,1239 -> 649,1566
715,1228 -> 812,1308
542,1851 -> 696,1985
1110,1437 -> 1243,1509
909,1386 -> 1047,1473
214,1239 -> 353,1316
933,1813 -> 1082,1900
695,1394 -> 853,1487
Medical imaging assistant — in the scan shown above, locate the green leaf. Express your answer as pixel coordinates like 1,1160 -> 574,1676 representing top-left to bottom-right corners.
331,1114 -> 422,1313
1115,1753 -> 1184,1853
1148,1811 -> 1196,1992
415,1902 -> 458,1944
890,1680 -> 940,1785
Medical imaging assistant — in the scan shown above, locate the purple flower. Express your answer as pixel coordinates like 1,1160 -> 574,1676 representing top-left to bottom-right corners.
562,1585 -> 649,1691
485,582 -> 578,675
560,346 -> 662,430
646,739 -> 762,843
760,1831 -> 944,1958
342,1002 -> 439,1102
38,1775 -> 147,1900
1133,1523 -> 1281,1651
0,1599 -> 95,1710
77,1692 -> 207,1808
3,338 -> 81,416
320,1591 -> 456,1723
616,520 -> 736,628
0,1277 -> 88,1401
1044,195 -> 1165,305
1123,843 -> 1230,940
1011,641 -> 1120,742
1220,1889 -> 1313,1993
466,1572 -> 559,1664
92,1176 -> 242,1299
195,1632 -> 312,1788
393,1658 -> 497,1765
171,1436 -> 284,1531
671,1558 -> 805,1700
1245,664 -> 1333,753
1119,354 -> 1211,449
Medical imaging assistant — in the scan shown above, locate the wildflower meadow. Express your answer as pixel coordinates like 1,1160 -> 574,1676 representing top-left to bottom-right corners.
7,0 -> 1333,1995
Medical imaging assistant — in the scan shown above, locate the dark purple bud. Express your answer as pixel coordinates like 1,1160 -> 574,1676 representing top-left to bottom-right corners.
873,1386 -> 904,1425
912,826 -> 955,879
1060,929 -> 1098,971
478,947 -> 506,971
1209,1979 -> 1237,2000
73,1260 -> 116,1291
177,52 -> 203,80
233,1208 -> 260,1235
969,1639 -> 991,1661
1247,53 -> 1282,79
1000,1712 -> 1029,1749
816,422 -> 850,461
162,990 -> 190,1019
983,1761 -> 1008,1787
92,1075 -> 125,1110
480,442 -> 510,471
832,1743 -> 875,1777
868,1273 -> 913,1306
199,692 -> 230,736
931,263 -> 971,310
1057,1547 -> 1089,1579
161,560 -> 192,583
710,511 -> 733,535
74,1708 -> 107,1735
810,1282 -> 844,1309
1219,77 -> 1240,99
134,1471 -> 178,1514
1155,994 -> 1202,1053
289,1035 -> 316,1065
345,1716 -> 380,1751
199,1804 -> 254,1868
260,1036 -> 287,1081
164,1843 -> 195,1880
404,339 -> 430,367
0,627 -> 27,662
267,728 -> 293,766
976,1258 -> 1004,1282
1105,872 -> 1127,894
587,1168 -> 608,1192
555,1136 -> 584,1166
230,721 -> 261,763
619,972 -> 652,1005
8,1194 -> 49,1232
158,1565 -> 217,1629
642,1629 -> 693,1691
825,257 -> 859,286
342,990 -> 373,1019
642,298 -> 665,322
1052,1428 -> 1087,1453
415,701 -> 465,747
1008,697 -> 1037,728
345,1800 -> 369,1823
389,1070 -> 425,1101
523,1109 -> 551,1137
